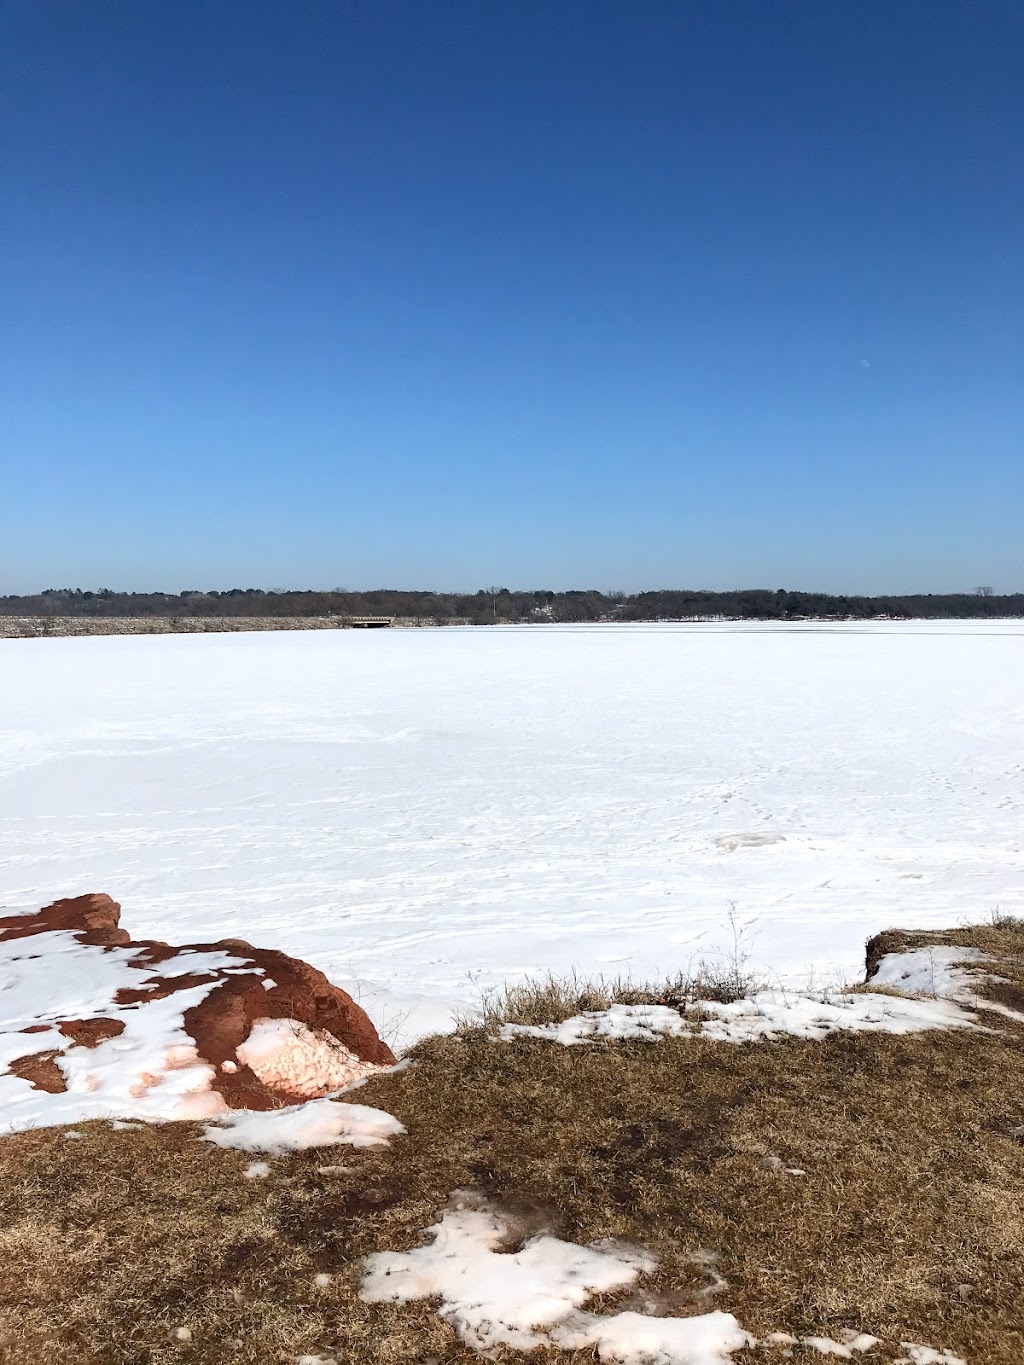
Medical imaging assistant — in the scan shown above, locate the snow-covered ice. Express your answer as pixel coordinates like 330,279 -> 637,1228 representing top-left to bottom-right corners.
2,621 -> 1022,1047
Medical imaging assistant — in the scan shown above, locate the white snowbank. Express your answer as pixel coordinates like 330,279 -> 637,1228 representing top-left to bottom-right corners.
236,1017 -> 378,1096
500,990 -> 977,1049
202,1097 -> 405,1154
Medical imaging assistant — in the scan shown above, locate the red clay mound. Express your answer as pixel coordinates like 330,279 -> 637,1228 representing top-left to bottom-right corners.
1,894 -> 395,1110
0,892 -> 130,946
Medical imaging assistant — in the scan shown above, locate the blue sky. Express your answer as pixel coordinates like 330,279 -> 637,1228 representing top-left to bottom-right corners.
2,1 -> 1021,594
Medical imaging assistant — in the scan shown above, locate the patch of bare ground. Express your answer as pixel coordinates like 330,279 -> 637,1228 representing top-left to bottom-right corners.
0,928 -> 1022,1364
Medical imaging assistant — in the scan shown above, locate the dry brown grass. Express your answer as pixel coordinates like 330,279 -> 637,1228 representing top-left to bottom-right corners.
1,928 -> 1023,1364
457,959 -> 763,1032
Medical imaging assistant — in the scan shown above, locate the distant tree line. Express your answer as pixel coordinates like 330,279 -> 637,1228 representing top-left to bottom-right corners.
1,586 -> 1022,623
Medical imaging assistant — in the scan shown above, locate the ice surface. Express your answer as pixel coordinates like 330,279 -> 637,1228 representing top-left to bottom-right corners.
2,621 -> 1022,1048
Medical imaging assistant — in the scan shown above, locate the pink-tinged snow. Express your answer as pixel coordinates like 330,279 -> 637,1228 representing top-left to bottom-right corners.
1,621 -> 1022,1048
235,1017 -> 377,1096
0,920 -> 401,1136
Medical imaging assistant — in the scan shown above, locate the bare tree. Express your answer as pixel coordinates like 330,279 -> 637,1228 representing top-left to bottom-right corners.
975,585 -> 994,597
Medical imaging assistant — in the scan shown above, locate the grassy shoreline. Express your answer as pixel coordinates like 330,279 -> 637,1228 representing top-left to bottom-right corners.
1,922 -> 1022,1364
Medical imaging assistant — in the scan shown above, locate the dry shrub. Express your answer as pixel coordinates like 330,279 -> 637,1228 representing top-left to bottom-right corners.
459,962 -> 764,1033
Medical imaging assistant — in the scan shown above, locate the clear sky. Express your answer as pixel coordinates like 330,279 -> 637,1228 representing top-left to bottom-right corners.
2,1 -> 1021,595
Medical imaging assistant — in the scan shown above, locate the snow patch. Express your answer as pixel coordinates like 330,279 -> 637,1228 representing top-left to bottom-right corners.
202,1097 -> 405,1154
236,1017 -> 379,1097
691,990 -> 976,1042
501,1002 -> 687,1046
802,1333 -> 880,1357
501,990 -> 977,1049
871,947 -> 989,1000
360,1193 -> 753,1362
896,1347 -> 966,1365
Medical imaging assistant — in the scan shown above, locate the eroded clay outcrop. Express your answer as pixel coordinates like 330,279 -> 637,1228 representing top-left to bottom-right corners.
0,892 -> 130,947
0,894 -> 394,1114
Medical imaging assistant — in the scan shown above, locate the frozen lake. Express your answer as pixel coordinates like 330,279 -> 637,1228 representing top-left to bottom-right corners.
1,621 -> 1022,1047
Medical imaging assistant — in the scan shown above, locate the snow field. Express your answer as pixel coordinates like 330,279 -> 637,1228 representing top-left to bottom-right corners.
1,620 -> 1021,1047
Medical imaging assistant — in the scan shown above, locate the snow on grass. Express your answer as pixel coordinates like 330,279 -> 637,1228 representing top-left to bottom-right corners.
500,989 -> 978,1048
801,1334 -> 881,1357
360,1193 -> 752,1362
3,621 -> 1023,1047
360,1195 -> 910,1363
500,1002 -> 688,1045
870,945 -> 1024,1024
871,947 -> 989,1000
201,1097 -> 405,1154
896,1347 -> 966,1365
689,989 -> 977,1042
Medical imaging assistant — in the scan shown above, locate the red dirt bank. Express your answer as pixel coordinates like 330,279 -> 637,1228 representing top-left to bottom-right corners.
0,894 -> 395,1109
